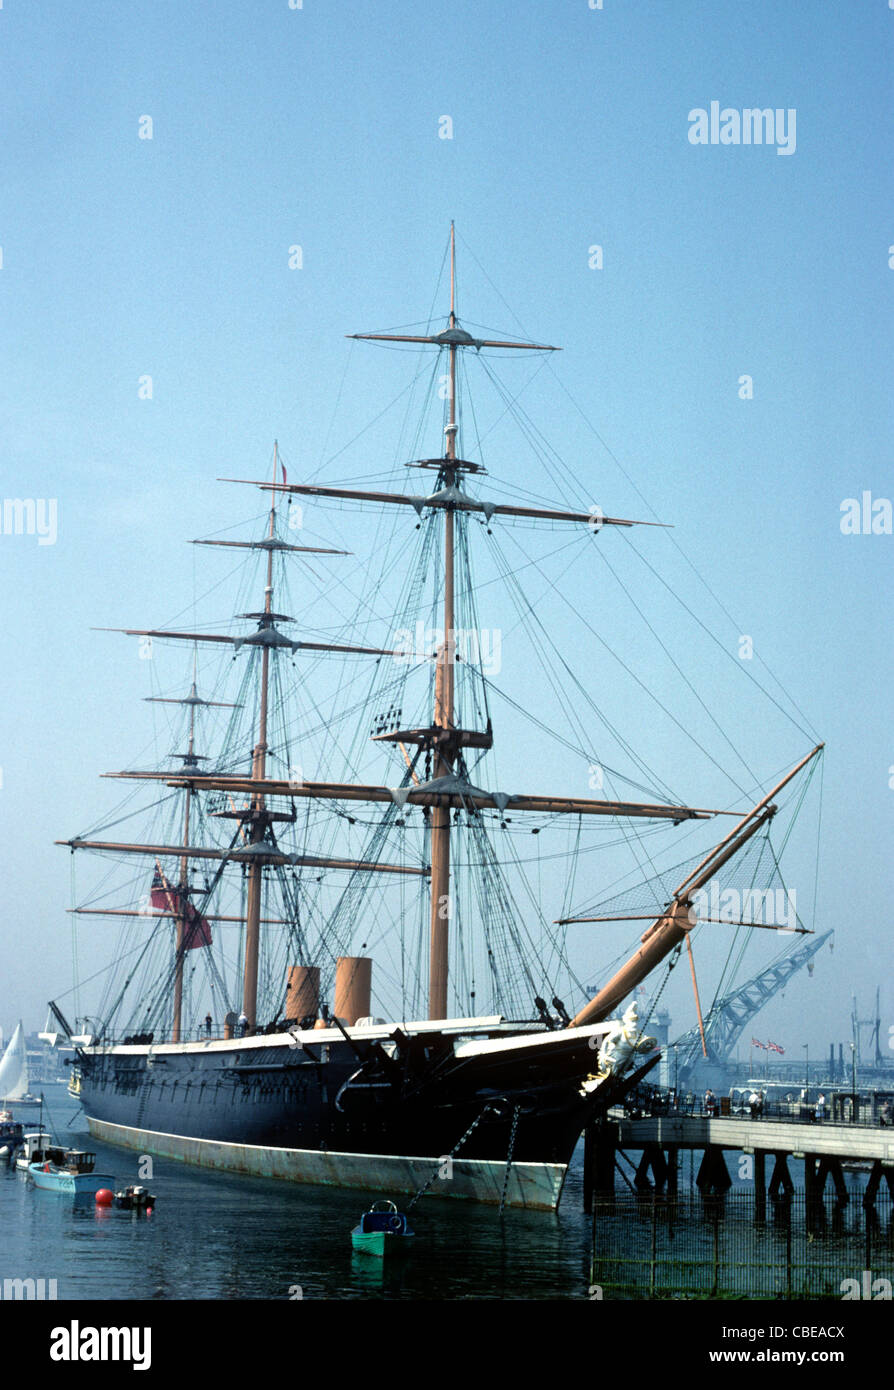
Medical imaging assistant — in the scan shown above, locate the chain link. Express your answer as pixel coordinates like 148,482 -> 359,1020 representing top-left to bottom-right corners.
407,1102 -> 494,1210
498,1103 -> 521,1215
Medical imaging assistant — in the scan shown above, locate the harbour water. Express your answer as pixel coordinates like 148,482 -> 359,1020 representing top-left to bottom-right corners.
3,1083 -> 891,1302
2,1085 -> 591,1301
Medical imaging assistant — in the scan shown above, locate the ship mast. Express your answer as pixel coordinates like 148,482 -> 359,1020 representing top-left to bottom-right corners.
145,659 -> 241,1042
174,664 -> 196,1041
429,223 -> 458,1019
74,243 -> 826,1040
209,229 -> 751,1024
240,444 -> 279,1029
63,443 -> 420,1040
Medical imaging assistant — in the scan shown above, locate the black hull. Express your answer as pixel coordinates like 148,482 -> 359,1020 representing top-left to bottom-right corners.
80,1040 -> 585,1163
75,1020 -> 644,1205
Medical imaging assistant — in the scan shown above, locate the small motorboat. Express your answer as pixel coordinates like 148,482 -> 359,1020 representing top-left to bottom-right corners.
28,1148 -> 114,1195
113,1185 -> 156,1211
351,1199 -> 415,1258
15,1131 -> 53,1171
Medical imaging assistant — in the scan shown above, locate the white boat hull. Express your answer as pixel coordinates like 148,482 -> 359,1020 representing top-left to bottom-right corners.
87,1115 -> 567,1210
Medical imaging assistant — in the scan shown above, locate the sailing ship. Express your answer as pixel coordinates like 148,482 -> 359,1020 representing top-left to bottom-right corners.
52,228 -> 823,1209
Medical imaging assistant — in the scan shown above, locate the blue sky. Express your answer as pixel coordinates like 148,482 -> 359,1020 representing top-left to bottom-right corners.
1,2 -> 891,1062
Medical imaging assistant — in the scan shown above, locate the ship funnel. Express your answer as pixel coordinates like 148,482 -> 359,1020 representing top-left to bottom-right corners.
334,956 -> 372,1026
285,965 -> 320,1022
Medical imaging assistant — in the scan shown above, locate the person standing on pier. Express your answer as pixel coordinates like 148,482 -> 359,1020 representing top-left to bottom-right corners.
815,1093 -> 826,1122
704,1088 -> 718,1116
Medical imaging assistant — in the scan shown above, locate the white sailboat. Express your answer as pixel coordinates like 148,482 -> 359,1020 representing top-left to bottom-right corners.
0,1021 -> 40,1108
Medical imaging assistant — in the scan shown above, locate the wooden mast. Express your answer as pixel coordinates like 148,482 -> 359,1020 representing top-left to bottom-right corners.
63,448 -> 430,1043
213,235 -> 687,1019
429,223 -> 458,1020
64,237 -> 825,1051
241,443 -> 279,1031
144,666 -> 241,1042
172,662 -> 196,1043
160,228 -> 806,1037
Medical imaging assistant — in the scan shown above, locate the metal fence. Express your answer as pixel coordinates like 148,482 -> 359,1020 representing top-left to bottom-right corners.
590,1192 -> 894,1300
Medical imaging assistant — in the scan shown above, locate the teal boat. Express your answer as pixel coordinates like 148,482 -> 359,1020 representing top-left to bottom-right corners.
29,1148 -> 114,1195
351,1200 -> 415,1258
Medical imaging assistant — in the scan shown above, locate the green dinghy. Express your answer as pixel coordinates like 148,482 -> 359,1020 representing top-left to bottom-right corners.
351,1199 -> 415,1258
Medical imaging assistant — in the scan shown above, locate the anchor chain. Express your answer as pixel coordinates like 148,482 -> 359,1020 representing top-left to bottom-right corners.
498,1103 -> 521,1215
407,1102 -> 495,1210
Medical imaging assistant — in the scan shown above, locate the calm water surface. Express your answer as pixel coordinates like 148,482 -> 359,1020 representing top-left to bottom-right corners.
1,1084 -> 590,1300
3,1085 -> 887,1301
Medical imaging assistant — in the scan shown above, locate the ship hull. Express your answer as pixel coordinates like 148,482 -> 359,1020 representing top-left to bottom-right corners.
74,1018 -> 642,1209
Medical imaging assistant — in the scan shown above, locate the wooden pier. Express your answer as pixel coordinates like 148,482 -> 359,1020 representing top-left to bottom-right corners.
584,1114 -> 894,1212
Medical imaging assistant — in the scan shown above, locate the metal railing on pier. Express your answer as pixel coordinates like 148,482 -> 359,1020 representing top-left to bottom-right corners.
619,1082 -> 894,1130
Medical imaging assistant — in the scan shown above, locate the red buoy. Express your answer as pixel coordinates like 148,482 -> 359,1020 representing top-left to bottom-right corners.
95,1188 -> 114,1207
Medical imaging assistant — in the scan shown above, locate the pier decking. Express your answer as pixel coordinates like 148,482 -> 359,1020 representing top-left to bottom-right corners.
584,1112 -> 894,1210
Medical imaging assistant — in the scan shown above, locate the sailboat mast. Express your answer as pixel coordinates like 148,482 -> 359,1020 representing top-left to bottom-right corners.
241,443 -> 279,1030
429,224 -> 458,1020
